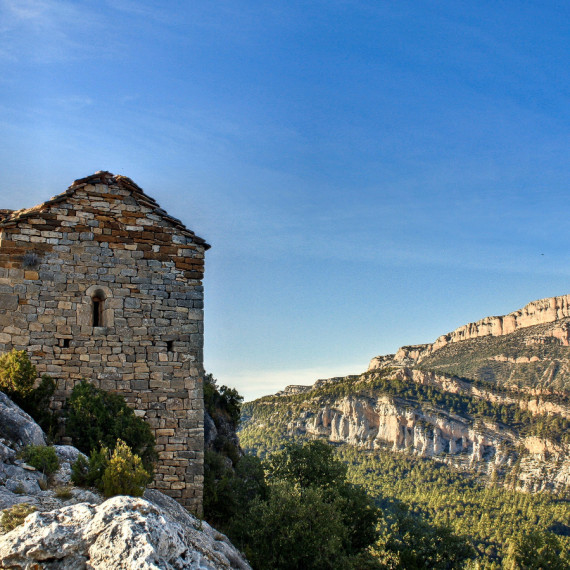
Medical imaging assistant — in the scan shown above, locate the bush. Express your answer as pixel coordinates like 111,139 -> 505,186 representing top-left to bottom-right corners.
54,486 -> 73,500
71,447 -> 109,489
204,374 -> 243,430
0,349 -> 37,397
0,503 -> 37,534
22,374 -> 57,437
219,441 -> 381,569
20,445 -> 59,477
72,440 -> 150,498
266,441 -> 381,558
0,349 -> 58,438
65,380 -> 157,473
101,439 -> 150,498
267,440 -> 347,491
241,481 -> 350,570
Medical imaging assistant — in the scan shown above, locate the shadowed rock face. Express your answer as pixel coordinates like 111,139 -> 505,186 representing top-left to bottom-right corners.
0,392 -> 46,450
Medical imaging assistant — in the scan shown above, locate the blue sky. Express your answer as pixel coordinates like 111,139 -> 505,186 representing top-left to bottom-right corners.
1,1 -> 569,400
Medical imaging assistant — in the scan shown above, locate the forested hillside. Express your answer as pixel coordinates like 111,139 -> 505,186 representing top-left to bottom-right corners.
240,394 -> 570,567
240,295 -> 570,567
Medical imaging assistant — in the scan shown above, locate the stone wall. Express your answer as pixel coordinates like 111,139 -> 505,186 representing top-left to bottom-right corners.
0,172 -> 209,513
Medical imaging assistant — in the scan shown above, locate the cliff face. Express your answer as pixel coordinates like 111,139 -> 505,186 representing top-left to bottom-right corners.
243,372 -> 570,493
294,395 -> 514,466
369,294 -> 570,371
432,294 -> 570,348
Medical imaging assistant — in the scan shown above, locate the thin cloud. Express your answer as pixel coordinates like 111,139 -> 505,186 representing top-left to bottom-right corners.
0,0 -> 111,63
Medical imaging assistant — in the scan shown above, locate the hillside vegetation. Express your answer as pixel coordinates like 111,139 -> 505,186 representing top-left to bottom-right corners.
240,296 -> 570,567
240,397 -> 570,568
416,318 -> 570,392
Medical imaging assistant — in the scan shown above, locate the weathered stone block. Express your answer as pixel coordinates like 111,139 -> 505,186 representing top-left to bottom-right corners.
0,294 -> 18,310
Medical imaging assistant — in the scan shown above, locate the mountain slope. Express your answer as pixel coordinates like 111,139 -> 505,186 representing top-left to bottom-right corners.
370,294 -> 570,392
241,295 -> 570,492
240,295 -> 570,566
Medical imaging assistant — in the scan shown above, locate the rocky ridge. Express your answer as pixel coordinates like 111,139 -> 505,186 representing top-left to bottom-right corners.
250,376 -> 570,492
369,294 -> 570,370
0,391 -> 251,569
245,294 -> 570,493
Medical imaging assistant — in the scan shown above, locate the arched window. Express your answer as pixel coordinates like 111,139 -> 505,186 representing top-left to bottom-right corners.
81,285 -> 114,330
92,290 -> 105,327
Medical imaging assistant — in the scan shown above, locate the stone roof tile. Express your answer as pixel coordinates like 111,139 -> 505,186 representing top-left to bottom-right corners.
0,172 -> 210,249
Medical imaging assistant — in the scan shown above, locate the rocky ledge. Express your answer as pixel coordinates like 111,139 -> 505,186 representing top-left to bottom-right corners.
369,294 -> 570,369
264,374 -> 570,493
0,493 -> 250,569
0,391 -> 251,569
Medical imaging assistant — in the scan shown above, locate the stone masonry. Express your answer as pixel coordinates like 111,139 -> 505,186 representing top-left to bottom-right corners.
0,172 -> 209,513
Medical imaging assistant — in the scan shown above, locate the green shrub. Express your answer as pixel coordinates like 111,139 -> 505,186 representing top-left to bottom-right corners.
65,380 -> 157,473
240,481 -> 350,570
0,349 -> 37,397
0,349 -> 58,438
70,453 -> 90,486
20,445 -> 59,477
54,486 -> 73,500
205,453 -> 269,538
101,439 -> 150,498
204,374 -> 243,429
22,374 -> 58,437
0,503 -> 37,534
71,447 -> 109,489
214,441 -> 381,569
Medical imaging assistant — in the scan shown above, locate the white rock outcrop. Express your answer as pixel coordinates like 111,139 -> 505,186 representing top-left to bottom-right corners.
302,395 -> 511,466
0,392 -> 251,569
280,387 -> 570,491
0,495 -> 250,569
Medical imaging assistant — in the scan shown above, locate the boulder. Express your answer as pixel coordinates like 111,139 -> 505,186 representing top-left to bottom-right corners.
52,445 -> 87,486
0,391 -> 45,449
0,495 -> 251,569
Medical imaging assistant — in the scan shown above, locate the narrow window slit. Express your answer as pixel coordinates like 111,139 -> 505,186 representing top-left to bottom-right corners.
92,295 -> 104,327
166,340 -> 174,352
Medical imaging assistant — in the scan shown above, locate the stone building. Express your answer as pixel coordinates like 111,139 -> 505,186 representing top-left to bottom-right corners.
0,171 -> 209,513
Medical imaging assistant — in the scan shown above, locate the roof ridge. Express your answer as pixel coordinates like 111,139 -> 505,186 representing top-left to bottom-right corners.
0,173 -> 210,249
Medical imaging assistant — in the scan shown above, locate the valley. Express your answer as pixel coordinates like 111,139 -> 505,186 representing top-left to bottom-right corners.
239,295 -> 570,566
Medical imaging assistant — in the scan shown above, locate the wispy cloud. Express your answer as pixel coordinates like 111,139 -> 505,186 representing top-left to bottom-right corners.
53,95 -> 94,109
0,0 -> 109,62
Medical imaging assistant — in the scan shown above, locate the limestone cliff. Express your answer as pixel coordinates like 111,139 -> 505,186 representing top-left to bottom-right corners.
369,294 -> 570,371
242,369 -> 570,493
